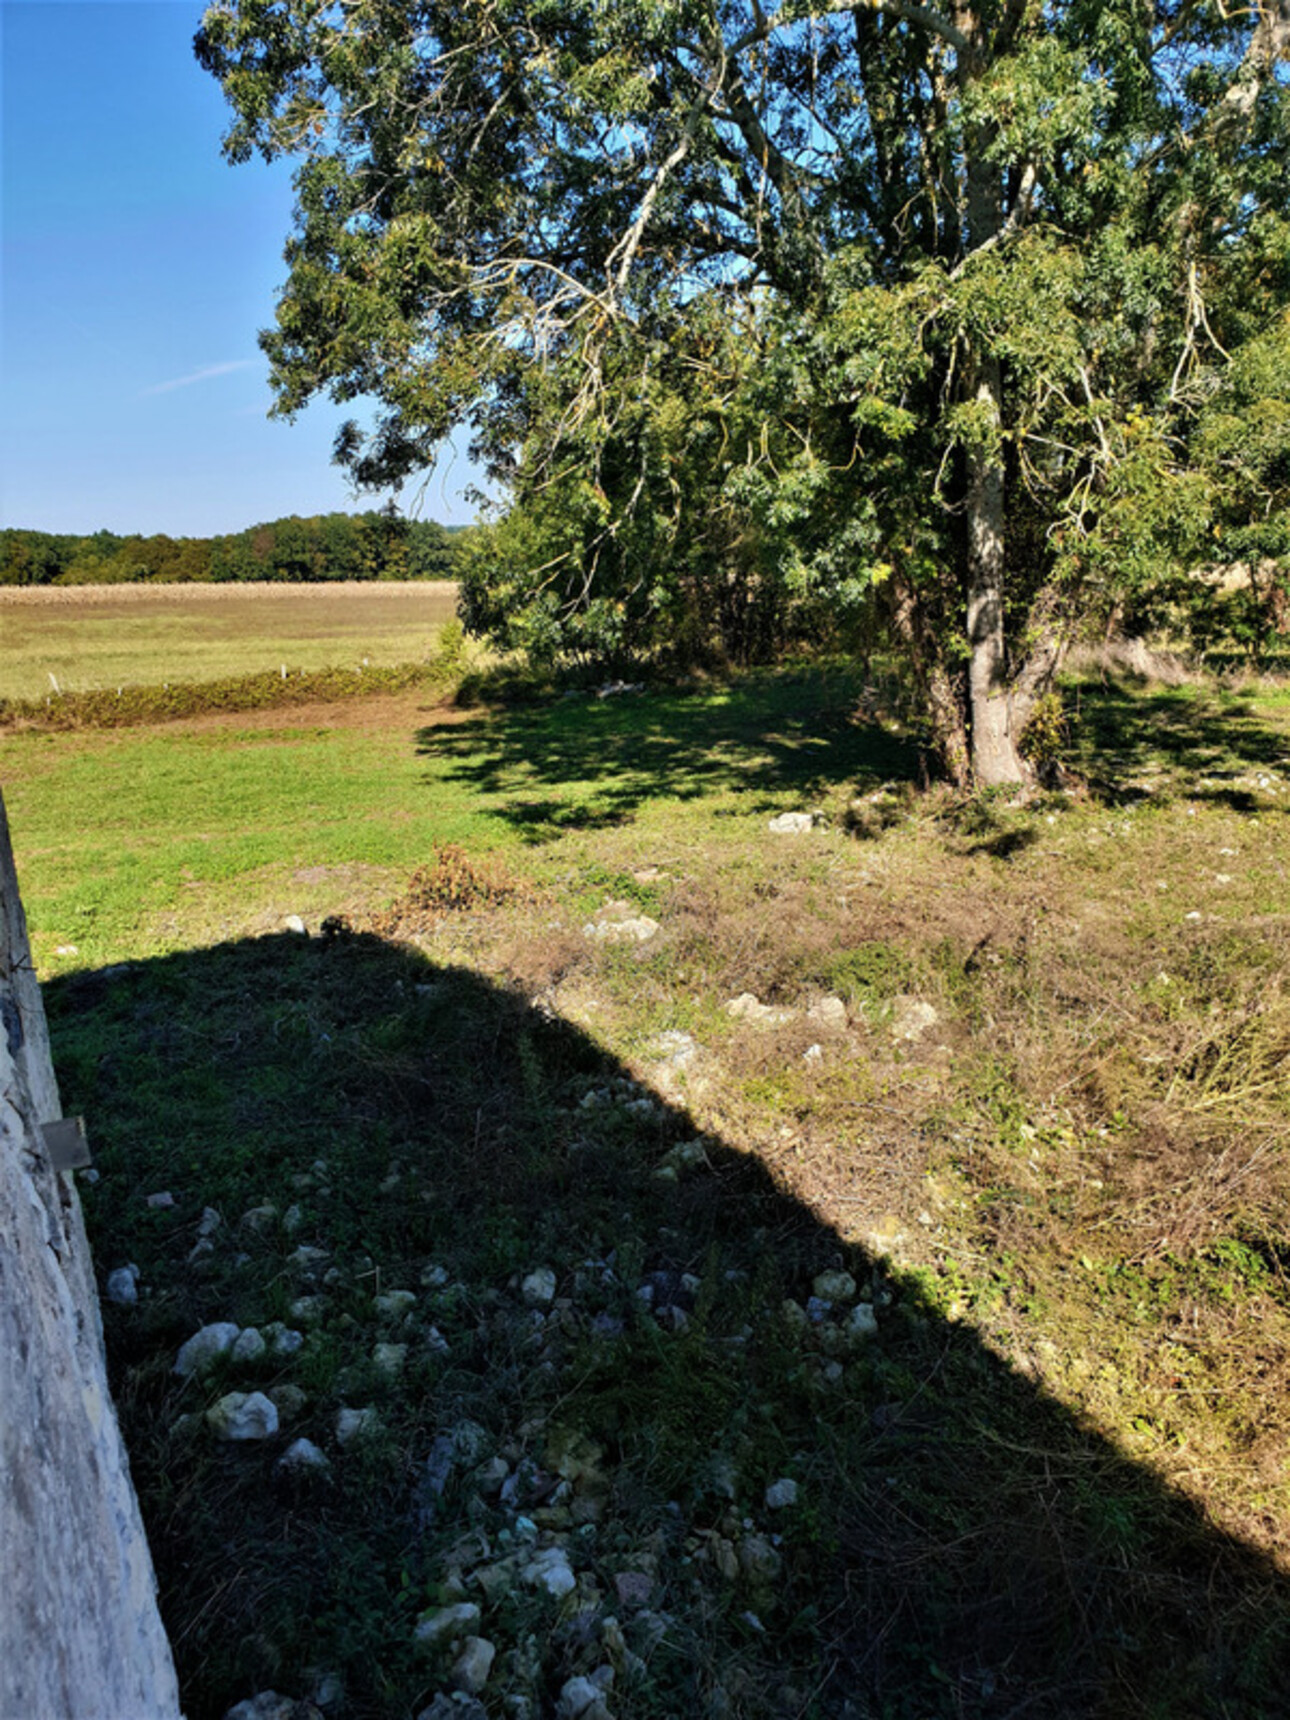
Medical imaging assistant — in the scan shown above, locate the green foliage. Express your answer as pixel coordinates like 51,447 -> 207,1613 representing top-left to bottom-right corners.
0,513 -> 465,586
196,0 -> 1290,767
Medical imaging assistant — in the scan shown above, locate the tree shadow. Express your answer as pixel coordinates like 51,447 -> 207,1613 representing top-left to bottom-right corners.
416,668 -> 920,840
48,931 -> 1290,1720
1065,680 -> 1290,810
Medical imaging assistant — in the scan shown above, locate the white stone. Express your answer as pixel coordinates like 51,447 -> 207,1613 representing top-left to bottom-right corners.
724,993 -> 793,1027
845,1303 -> 878,1341
335,1406 -> 379,1446
146,1191 -> 175,1210
583,911 -> 660,944
290,1296 -> 325,1326
451,1636 -> 496,1694
373,1289 -> 417,1316
413,1602 -> 482,1650
807,995 -> 848,1031
231,1328 -> 266,1363
174,1322 -> 241,1377
289,1245 -> 329,1269
264,1323 -> 304,1357
372,1342 -> 406,1379
277,1438 -> 331,1475
105,1265 -> 139,1306
223,1693 -> 303,1720
768,811 -> 814,833
521,1267 -> 557,1307
240,1204 -> 278,1233
764,1477 -> 799,1510
889,996 -> 939,1042
206,1391 -> 279,1442
197,1206 -> 222,1237
558,1676 -> 604,1718
802,1043 -> 823,1063
283,915 -> 307,934
812,1270 -> 857,1303
522,1546 -> 577,1597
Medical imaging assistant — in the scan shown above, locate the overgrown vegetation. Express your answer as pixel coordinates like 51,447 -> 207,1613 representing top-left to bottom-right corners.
7,655 -> 1290,1718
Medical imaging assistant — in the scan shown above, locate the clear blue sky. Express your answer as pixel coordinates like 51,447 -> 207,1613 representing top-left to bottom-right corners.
1,0 -> 483,535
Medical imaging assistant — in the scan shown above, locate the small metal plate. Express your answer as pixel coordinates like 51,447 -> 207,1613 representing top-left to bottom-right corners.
42,1116 -> 92,1172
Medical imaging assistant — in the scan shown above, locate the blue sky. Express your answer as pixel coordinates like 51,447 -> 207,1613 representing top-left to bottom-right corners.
1,0 -> 482,535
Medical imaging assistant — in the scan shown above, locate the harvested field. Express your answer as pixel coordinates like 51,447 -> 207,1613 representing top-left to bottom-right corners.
0,581 -> 459,700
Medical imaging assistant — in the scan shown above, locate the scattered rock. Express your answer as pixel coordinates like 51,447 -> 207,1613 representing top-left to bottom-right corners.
232,1327 -> 267,1363
614,1571 -> 653,1609
222,1693 -> 322,1720
372,1342 -> 407,1380
415,1697 -> 487,1720
767,811 -> 815,833
198,1206 -> 223,1237
174,1322 -> 241,1377
647,1029 -> 698,1068
283,915 -> 308,934
413,1602 -> 482,1651
812,1270 -> 857,1303
474,1455 -> 510,1497
738,1534 -> 781,1585
146,1190 -> 176,1210
277,1438 -> 331,1475
289,1244 -> 330,1271
241,1204 -> 279,1234
522,1546 -> 577,1598
421,1263 -> 450,1288
558,1674 -> 613,1719
846,1303 -> 879,1340
451,1637 -> 496,1695
522,1267 -> 557,1307
264,1322 -> 305,1357
807,995 -> 848,1031
105,1264 -> 140,1306
802,1043 -> 823,1063
373,1289 -> 418,1317
336,1406 -> 379,1446
889,996 -> 939,1042
268,1385 -> 308,1421
724,993 -> 794,1027
207,1391 -> 279,1442
290,1296 -> 325,1326
583,903 -> 660,944
764,1477 -> 799,1510
282,1203 -> 305,1233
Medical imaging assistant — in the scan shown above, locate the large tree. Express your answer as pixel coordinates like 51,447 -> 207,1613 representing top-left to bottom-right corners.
198,0 -> 1290,782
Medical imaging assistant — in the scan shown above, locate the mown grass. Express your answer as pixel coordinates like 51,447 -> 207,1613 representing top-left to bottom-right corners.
0,581 -> 458,701
6,658 -> 1290,1719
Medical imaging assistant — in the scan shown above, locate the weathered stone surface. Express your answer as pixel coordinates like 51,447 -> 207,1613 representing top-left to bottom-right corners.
451,1636 -> 496,1694
207,1391 -> 280,1441
277,1438 -> 331,1475
0,791 -> 181,1719
889,996 -> 939,1042
413,1602 -> 482,1650
174,1321 -> 242,1377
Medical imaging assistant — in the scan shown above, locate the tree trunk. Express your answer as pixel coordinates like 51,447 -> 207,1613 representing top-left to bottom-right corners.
964,357 -> 1028,785
958,20 -> 1028,787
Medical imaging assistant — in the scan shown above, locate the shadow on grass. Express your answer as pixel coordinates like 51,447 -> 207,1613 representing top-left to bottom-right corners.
416,667 -> 920,840
49,931 -> 1290,1720
1066,679 -> 1290,808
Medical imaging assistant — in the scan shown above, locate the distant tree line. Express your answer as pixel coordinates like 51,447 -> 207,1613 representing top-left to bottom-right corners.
0,513 -> 468,586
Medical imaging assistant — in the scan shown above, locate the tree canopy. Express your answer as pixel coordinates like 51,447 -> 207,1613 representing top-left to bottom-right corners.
198,0 -> 1290,780
0,513 -> 465,587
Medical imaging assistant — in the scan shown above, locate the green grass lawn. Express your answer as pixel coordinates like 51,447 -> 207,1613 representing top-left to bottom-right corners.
7,662 -> 1290,1720
0,582 -> 458,700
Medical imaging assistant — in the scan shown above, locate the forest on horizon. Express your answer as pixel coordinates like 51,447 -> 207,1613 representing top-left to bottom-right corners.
0,512 -> 469,587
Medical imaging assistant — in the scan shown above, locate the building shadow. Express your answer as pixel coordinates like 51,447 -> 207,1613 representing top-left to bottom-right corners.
47,930 -> 1290,1720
